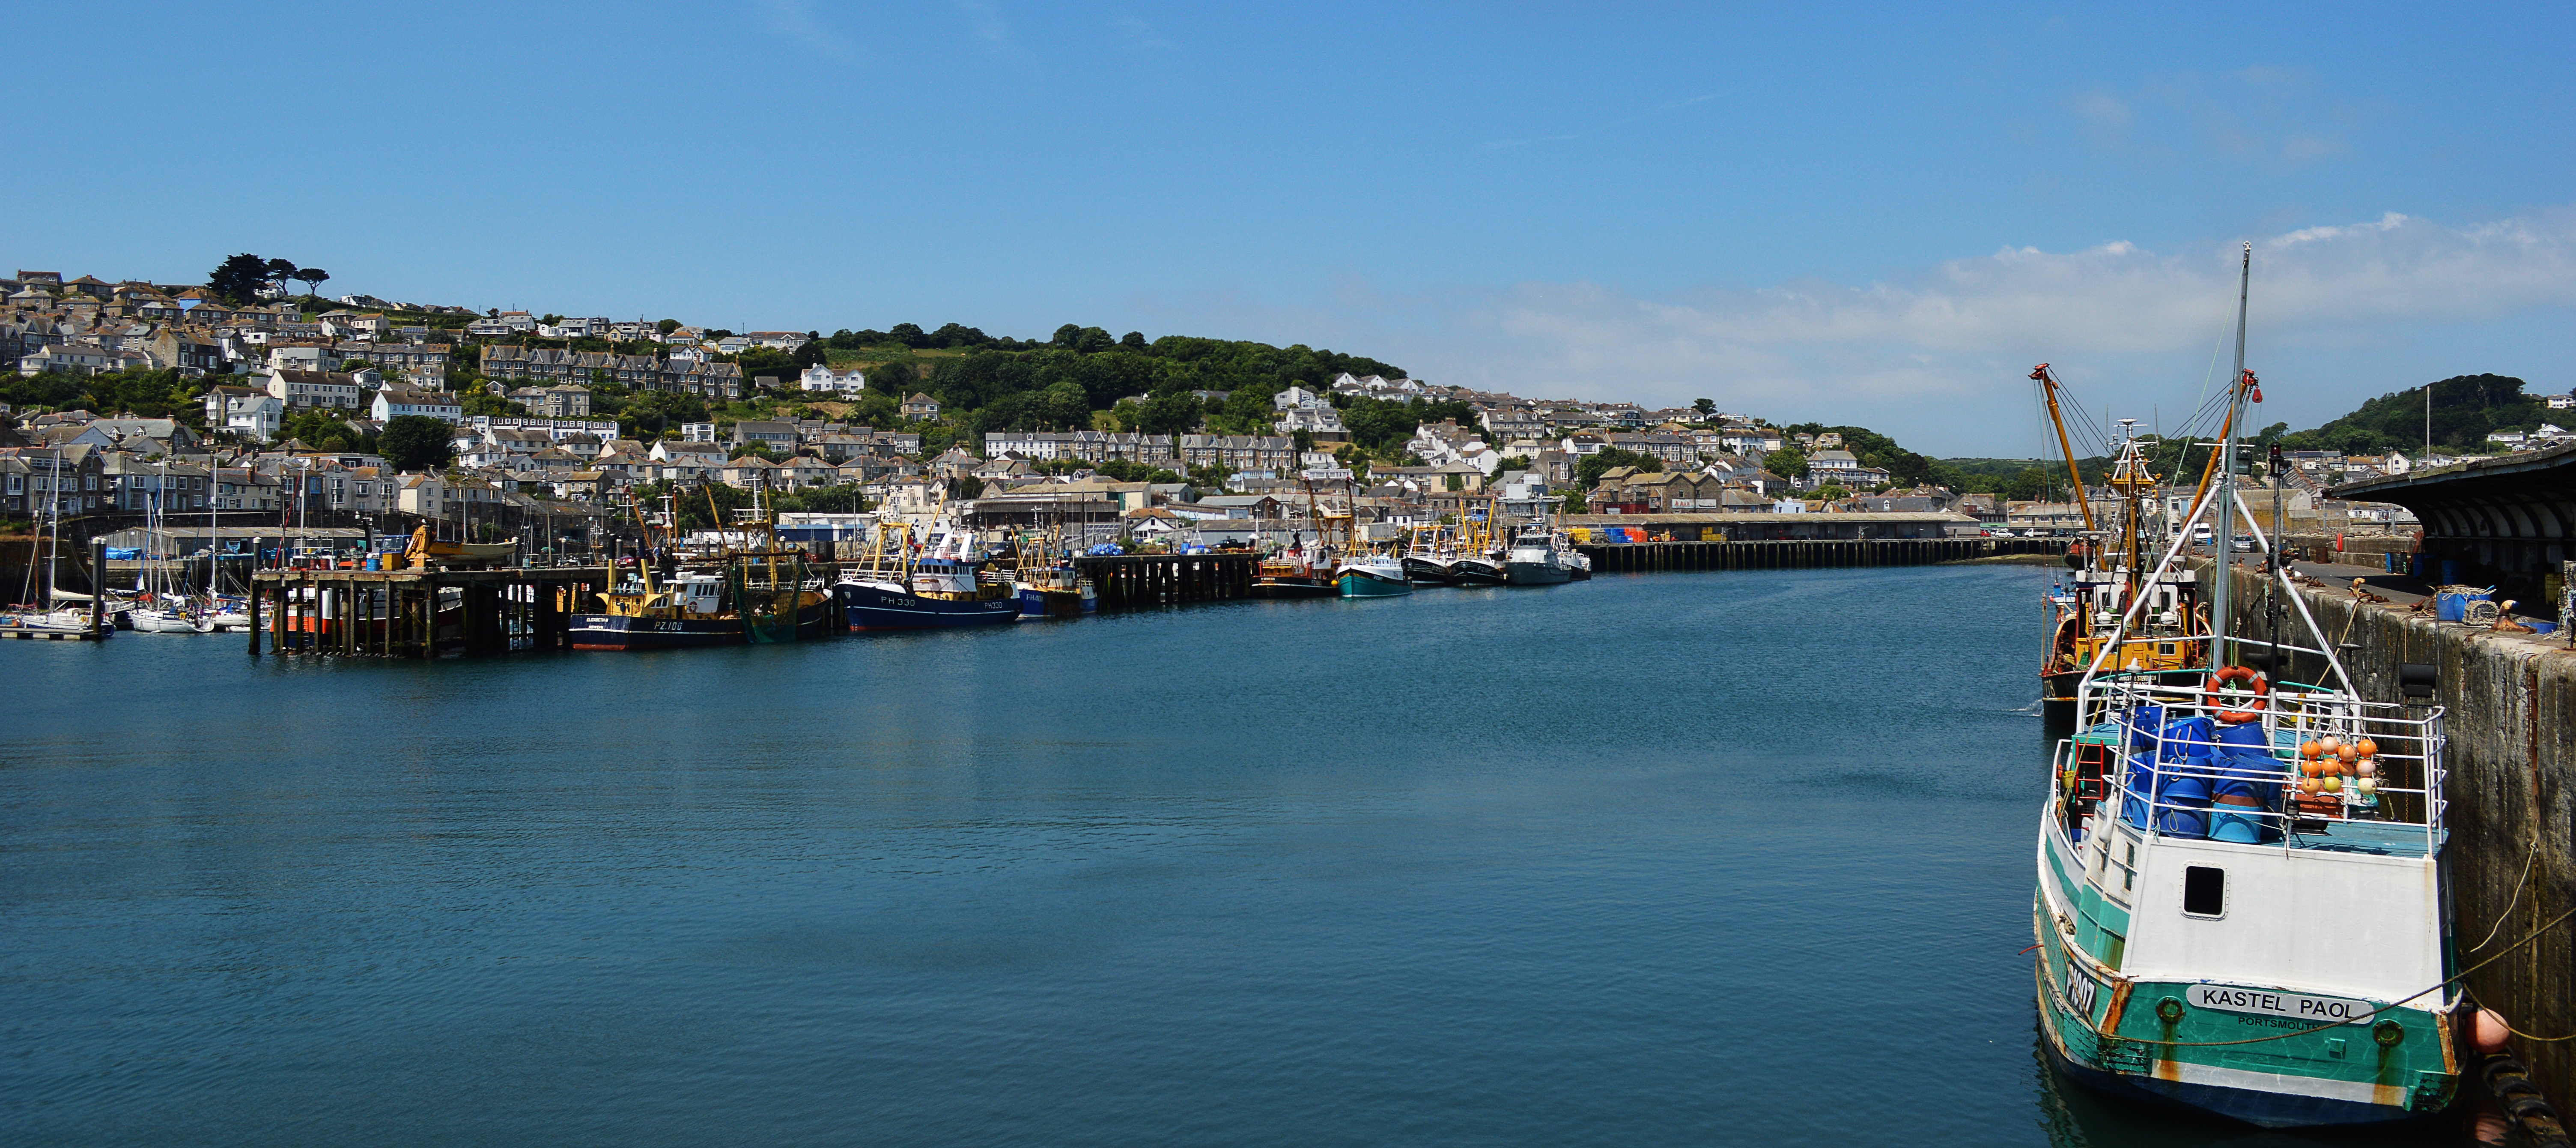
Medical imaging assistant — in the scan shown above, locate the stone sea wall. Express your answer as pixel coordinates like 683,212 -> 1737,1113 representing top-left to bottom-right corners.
2217,562 -> 2574,1102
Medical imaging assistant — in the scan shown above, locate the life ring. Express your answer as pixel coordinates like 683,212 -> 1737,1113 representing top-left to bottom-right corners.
2206,665 -> 2269,724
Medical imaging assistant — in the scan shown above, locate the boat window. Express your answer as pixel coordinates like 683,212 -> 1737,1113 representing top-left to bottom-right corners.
2182,866 -> 2226,918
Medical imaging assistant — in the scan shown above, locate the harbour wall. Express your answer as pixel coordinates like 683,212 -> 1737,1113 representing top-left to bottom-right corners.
2216,561 -> 2575,1102
1573,536 -> 2056,573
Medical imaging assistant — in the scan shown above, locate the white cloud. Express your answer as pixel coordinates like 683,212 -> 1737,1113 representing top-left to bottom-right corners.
752,0 -> 854,63
1260,209 -> 2576,454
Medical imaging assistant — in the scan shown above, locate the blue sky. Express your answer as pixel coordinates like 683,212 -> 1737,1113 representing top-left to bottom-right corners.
12,3 -> 2573,454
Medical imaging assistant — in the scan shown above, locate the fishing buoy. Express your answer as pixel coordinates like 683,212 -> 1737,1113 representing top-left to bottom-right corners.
2301,759 -> 2323,777
2358,777 -> 2377,796
2323,776 -> 2343,793
2319,735 -> 2343,755
2473,1008 -> 2511,1053
2355,738 -> 2378,757
2300,740 -> 2323,759
2299,777 -> 2322,795
2337,744 -> 2359,764
2356,759 -> 2377,778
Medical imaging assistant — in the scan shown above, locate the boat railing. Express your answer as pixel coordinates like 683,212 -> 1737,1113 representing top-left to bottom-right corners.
2061,675 -> 2445,855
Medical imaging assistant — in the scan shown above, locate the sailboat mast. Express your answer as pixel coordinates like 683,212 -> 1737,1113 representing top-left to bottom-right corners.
2211,242 -> 2251,670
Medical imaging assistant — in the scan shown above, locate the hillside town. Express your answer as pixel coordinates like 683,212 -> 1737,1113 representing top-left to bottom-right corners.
7,265 -> 2568,553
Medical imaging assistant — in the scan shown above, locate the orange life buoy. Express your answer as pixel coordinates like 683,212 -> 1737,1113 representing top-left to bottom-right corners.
2206,665 -> 2269,724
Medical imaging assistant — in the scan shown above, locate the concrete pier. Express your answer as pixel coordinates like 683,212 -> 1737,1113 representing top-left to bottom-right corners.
2218,559 -> 2574,1103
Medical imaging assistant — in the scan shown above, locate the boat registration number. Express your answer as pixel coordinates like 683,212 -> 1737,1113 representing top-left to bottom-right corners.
2187,984 -> 2370,1025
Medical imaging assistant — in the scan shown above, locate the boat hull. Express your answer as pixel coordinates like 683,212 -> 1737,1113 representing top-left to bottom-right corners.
1018,586 -> 1098,617
1401,556 -> 1455,585
2040,668 -> 2080,723
568,614 -> 749,650
1504,560 -> 1572,586
1337,569 -> 1413,597
2030,827 -> 2460,1130
837,584 -> 1022,630
1250,577 -> 1339,599
1448,558 -> 1508,587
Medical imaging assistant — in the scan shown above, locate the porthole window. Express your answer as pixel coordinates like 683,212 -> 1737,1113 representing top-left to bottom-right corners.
2182,865 -> 2227,918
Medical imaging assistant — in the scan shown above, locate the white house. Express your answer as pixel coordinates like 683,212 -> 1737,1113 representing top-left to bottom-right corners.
373,386 -> 465,423
203,386 -> 285,441
799,365 -> 866,394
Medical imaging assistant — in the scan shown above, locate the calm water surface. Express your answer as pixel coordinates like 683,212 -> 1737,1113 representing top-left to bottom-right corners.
1,565 -> 2459,1145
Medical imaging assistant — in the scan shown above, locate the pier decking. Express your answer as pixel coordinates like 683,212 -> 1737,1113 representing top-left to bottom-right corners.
250,567 -> 609,658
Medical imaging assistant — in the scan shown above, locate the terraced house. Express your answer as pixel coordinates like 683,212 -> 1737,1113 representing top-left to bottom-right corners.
478,345 -> 740,400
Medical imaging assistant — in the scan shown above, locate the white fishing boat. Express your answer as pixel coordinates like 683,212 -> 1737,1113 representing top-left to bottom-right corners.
1334,550 -> 1413,597
2033,245 -> 2460,1128
1502,528 -> 1575,586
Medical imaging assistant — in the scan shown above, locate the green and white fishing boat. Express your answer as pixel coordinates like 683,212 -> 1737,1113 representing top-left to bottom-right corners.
2033,245 -> 2462,1128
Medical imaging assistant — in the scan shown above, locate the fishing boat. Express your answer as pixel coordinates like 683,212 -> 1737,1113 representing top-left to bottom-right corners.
1335,549 -> 1413,597
2033,245 -> 2461,1129
2033,371 -> 2208,722
1445,501 -> 1510,587
1501,527 -> 1575,586
1012,528 -> 1098,617
1258,466 -> 1360,599
570,489 -> 832,650
835,518 -> 1021,630
1251,534 -> 1340,598
1400,523 -> 1459,585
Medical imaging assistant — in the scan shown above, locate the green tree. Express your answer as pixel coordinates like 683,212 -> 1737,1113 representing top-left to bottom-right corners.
1133,391 -> 1204,436
207,253 -> 272,304
872,360 -> 918,398
1692,397 -> 1716,419
1576,447 -> 1662,487
380,415 -> 456,472
1764,447 -> 1809,479
656,319 -> 680,335
292,267 -> 329,296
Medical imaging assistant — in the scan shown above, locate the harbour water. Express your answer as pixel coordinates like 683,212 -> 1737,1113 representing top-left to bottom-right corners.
2,565 -> 2459,1145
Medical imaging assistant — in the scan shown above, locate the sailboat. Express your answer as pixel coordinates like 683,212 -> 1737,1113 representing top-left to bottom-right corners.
130,492 -> 212,634
2033,245 -> 2460,1127
3,453 -> 107,638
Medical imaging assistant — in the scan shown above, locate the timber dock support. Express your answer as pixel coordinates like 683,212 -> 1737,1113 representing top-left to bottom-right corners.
250,566 -> 609,658
1072,554 -> 1260,609
1570,536 -> 2055,574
